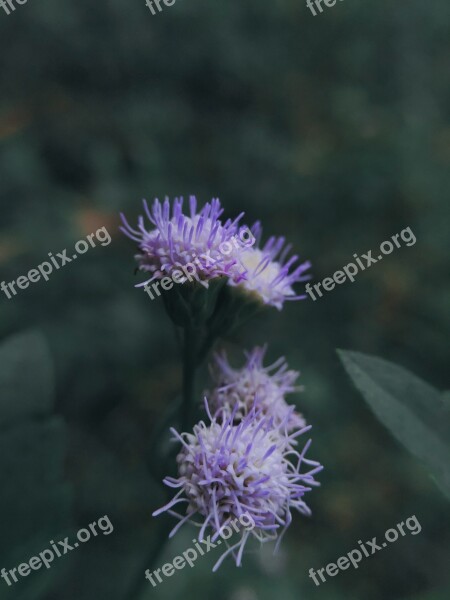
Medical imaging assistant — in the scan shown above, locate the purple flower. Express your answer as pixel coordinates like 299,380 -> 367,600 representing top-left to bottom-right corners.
121,198 -> 311,312
228,222 -> 311,310
153,401 -> 322,571
120,196 -> 246,287
208,346 -> 306,432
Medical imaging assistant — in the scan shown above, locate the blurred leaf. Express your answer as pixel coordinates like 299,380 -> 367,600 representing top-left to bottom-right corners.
0,331 -> 72,599
0,418 -> 72,600
0,330 -> 53,428
337,350 -> 450,501
0,419 -> 71,546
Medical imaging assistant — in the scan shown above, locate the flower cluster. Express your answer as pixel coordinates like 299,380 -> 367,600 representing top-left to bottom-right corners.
122,195 -> 322,573
153,347 -> 322,571
121,196 -> 311,309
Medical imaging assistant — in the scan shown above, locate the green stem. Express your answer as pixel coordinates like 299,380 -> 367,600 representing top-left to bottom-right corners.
181,324 -> 197,432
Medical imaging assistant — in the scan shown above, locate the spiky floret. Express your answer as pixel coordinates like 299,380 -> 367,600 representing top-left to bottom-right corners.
120,196 -> 246,287
153,401 -> 322,571
208,346 -> 305,432
229,222 -> 311,310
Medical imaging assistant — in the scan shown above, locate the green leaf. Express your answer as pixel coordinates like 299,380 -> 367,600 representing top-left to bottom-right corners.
337,349 -> 450,501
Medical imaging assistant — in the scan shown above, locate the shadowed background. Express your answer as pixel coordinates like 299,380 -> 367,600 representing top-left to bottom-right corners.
0,0 -> 449,599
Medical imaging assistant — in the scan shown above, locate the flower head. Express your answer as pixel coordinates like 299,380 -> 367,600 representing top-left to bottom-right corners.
228,222 -> 311,310
120,196 -> 247,287
208,346 -> 306,432
153,401 -> 321,571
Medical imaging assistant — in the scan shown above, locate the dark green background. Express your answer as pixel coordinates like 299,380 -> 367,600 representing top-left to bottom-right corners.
0,0 -> 449,599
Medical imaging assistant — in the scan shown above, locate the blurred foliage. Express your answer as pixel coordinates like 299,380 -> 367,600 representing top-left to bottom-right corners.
0,0 -> 449,599
338,350 -> 450,499
0,332 -> 71,600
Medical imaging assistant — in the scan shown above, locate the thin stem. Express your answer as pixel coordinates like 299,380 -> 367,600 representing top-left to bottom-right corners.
181,324 -> 197,432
